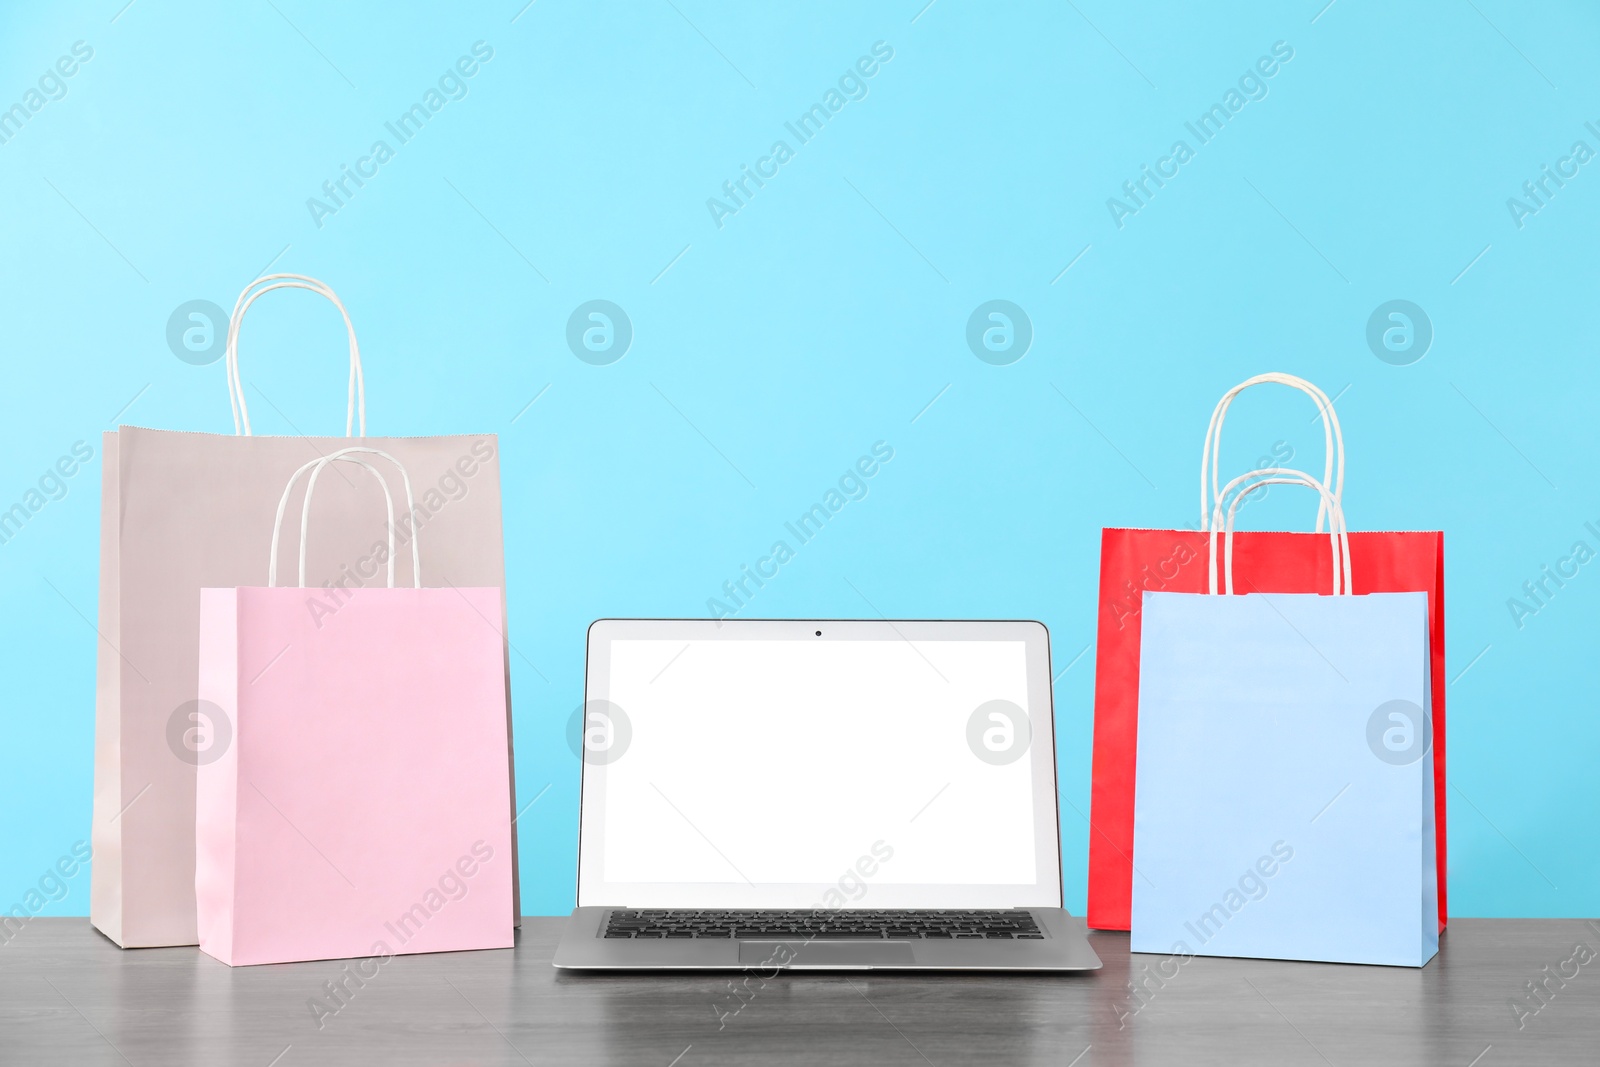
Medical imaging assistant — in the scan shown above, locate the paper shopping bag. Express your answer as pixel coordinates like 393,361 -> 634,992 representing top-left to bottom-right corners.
1087,373 -> 1446,933
195,449 -> 514,966
92,275 -> 519,947
1129,473 -> 1436,966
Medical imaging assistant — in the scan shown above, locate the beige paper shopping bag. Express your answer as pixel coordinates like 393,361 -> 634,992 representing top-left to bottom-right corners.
92,275 -> 520,947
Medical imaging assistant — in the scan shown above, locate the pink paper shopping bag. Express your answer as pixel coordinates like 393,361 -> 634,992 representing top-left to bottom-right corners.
196,448 -> 515,966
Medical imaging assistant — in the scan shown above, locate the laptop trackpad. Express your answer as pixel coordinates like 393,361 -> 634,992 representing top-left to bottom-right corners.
738,942 -> 915,968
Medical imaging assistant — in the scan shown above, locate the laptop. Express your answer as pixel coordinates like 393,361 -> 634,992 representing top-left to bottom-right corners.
553,619 -> 1101,971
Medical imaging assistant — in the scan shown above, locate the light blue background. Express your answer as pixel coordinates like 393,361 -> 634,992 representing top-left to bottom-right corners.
2,1 -> 1595,918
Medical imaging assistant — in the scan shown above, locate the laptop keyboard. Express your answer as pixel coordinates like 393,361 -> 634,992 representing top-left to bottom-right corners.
603,909 -> 1044,940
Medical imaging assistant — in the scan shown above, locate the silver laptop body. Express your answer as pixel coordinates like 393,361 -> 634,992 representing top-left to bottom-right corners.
554,619 -> 1101,972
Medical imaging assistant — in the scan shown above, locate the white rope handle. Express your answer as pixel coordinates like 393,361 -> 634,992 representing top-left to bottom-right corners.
267,447 -> 420,589
227,274 -> 366,437
1223,478 -> 1348,597
1213,465 -> 1352,585
1209,468 -> 1351,596
273,457 -> 396,587
1200,373 -> 1343,533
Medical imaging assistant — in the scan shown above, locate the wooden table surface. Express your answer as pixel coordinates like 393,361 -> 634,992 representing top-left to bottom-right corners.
4,917 -> 1598,1065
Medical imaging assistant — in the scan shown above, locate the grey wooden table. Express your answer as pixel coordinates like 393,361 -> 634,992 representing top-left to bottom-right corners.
3,917 -> 1597,1065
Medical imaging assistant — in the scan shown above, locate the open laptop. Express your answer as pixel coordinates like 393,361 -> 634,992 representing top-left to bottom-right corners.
553,619 -> 1101,971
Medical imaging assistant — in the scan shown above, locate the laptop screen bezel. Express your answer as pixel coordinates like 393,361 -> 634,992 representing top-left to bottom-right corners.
574,618 -> 1064,910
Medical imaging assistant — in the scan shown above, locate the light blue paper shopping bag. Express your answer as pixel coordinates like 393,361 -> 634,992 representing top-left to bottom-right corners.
1130,471 -> 1437,967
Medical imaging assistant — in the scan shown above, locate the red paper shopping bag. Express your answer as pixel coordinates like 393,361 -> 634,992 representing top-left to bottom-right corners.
1086,374 -> 1447,932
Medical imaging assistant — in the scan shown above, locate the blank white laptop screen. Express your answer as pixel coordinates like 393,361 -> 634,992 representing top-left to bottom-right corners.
576,620 -> 1062,910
